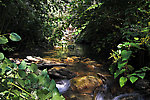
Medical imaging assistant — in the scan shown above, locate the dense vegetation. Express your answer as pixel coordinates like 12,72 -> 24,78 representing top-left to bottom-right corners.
0,0 -> 150,99
69,0 -> 150,87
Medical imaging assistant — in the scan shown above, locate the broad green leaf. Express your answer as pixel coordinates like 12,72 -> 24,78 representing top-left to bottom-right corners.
121,50 -> 132,61
130,76 -> 138,83
49,79 -> 56,91
45,92 -> 53,100
141,67 -> 149,71
137,73 -> 146,79
0,36 -> 8,44
1,62 -> 7,75
118,60 -> 128,70
41,69 -> 48,76
37,89 -> 49,100
4,58 -> 12,66
119,76 -> 127,87
18,69 -> 26,78
29,63 -> 38,72
27,73 -> 38,83
0,52 -> 4,60
38,69 -> 51,87
18,60 -> 26,69
114,69 -> 126,78
9,33 -> 21,41
51,88 -> 65,100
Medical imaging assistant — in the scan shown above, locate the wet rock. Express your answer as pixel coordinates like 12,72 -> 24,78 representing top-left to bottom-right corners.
84,61 -> 97,65
71,76 -> 103,93
95,64 -> 103,67
63,90 -> 93,100
112,93 -> 144,100
87,65 -> 96,69
26,56 -> 40,62
97,73 -> 107,83
135,79 -> 150,94
64,57 -> 74,63
48,67 -> 76,79
82,58 -> 91,62
9,58 -> 22,65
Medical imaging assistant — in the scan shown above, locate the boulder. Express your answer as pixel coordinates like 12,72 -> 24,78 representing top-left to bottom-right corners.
135,79 -> 150,94
71,76 -> 103,93
48,67 -> 76,79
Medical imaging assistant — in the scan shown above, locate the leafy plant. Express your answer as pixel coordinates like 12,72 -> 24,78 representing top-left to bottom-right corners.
0,58 -> 65,100
109,42 -> 150,87
0,33 -> 64,99
108,0 -> 150,87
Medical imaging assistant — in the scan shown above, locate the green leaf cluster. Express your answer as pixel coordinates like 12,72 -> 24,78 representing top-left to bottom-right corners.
0,33 -> 64,99
0,58 -> 65,100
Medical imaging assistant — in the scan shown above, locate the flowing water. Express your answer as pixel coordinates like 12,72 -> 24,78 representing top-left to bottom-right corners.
11,44 -> 149,100
40,44 -> 149,100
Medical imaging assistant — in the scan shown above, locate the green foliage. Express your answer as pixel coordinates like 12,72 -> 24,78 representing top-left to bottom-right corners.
0,58 -> 65,100
119,76 -> 127,87
0,52 -> 4,60
108,0 -> 150,87
0,36 -> 8,44
0,33 -> 64,99
9,33 -> 21,42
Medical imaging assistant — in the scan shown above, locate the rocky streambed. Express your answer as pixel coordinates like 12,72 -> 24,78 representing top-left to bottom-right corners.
9,45 -> 150,100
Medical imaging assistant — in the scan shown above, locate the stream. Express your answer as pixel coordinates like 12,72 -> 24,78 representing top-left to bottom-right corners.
11,44 -> 150,100
42,44 -> 149,100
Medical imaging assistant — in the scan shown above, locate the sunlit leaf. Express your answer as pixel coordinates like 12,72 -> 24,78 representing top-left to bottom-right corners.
130,76 -> 138,83
0,36 -> 8,44
114,69 -> 126,78
137,73 -> 145,79
29,63 -> 38,72
0,52 -> 4,60
1,62 -> 7,75
118,60 -> 127,70
9,33 -> 21,41
38,69 -> 51,87
37,89 -> 49,100
51,88 -> 65,100
49,79 -> 56,91
18,60 -> 26,69
27,73 -> 38,83
119,76 -> 127,87
4,58 -> 12,66
18,69 -> 26,78
121,50 -> 132,61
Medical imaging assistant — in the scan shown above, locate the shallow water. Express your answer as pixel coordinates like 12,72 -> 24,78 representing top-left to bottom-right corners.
42,44 -> 150,100
11,44 -> 149,100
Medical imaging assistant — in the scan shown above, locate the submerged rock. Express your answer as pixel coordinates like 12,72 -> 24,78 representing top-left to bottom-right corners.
112,93 -> 144,100
48,67 -> 76,79
135,79 -> 150,94
71,76 -> 103,93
